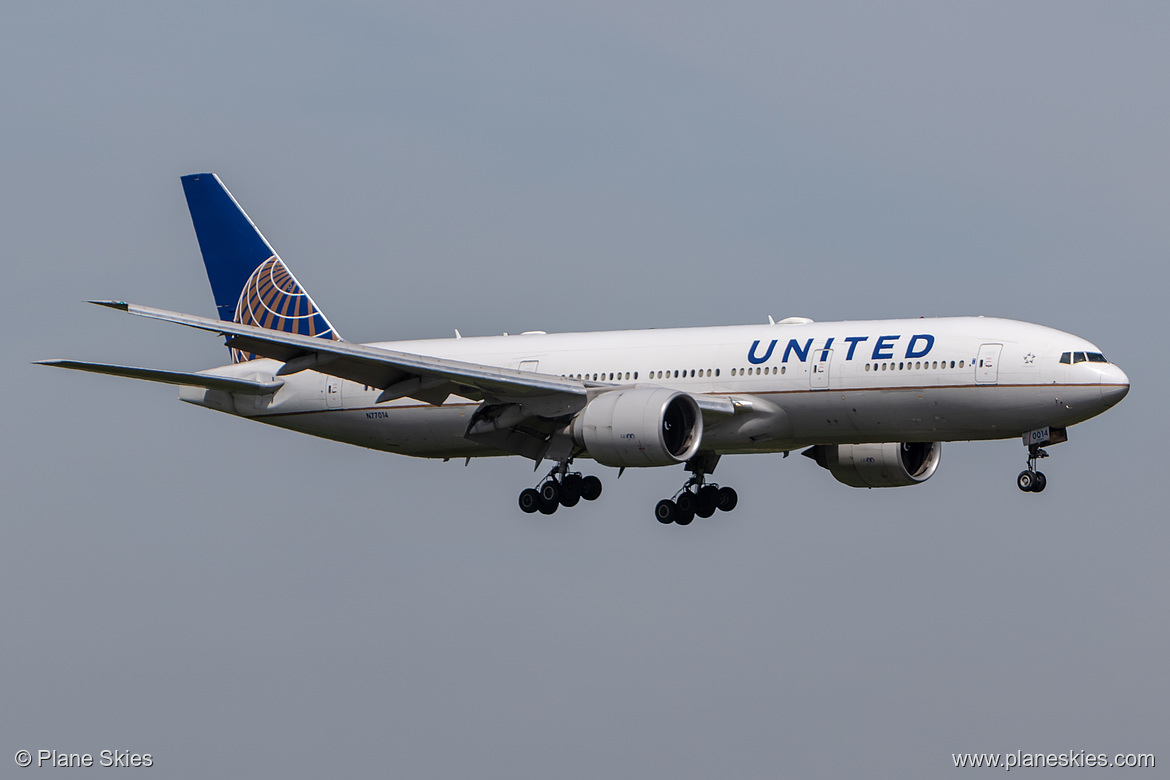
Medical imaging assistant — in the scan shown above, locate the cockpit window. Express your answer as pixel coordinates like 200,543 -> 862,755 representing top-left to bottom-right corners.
1062,350 -> 1108,365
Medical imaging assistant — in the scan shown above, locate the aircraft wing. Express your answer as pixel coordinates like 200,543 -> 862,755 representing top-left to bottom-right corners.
88,301 -> 737,416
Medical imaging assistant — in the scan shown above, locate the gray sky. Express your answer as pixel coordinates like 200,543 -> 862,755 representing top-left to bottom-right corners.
2,2 -> 1166,777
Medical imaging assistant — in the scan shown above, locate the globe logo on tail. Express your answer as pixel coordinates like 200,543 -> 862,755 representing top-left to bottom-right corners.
231,255 -> 339,363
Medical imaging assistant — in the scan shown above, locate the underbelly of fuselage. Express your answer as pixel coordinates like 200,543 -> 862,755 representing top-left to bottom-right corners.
243,382 -> 1104,461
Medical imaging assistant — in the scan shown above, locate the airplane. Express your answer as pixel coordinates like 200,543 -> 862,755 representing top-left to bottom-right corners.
37,173 -> 1130,525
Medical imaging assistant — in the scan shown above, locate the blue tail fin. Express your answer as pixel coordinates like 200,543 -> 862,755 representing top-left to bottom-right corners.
181,173 -> 341,363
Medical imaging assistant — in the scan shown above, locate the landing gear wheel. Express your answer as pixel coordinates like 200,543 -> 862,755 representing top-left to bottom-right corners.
539,481 -> 561,505
695,486 -> 720,518
559,476 -> 582,507
538,498 -> 559,515
717,486 -> 738,512
580,475 -> 603,501
655,499 -> 677,524
1018,444 -> 1051,494
675,492 -> 696,525
562,474 -> 583,496
518,488 -> 541,514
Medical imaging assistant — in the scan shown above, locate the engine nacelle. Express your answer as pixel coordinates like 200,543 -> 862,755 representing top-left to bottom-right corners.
803,441 -> 942,488
571,388 -> 703,468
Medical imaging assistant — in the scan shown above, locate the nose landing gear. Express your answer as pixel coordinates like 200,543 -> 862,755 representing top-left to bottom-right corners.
518,461 -> 603,515
1017,444 -> 1049,493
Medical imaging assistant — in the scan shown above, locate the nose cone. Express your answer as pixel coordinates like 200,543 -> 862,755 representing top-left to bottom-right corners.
1099,364 -> 1130,408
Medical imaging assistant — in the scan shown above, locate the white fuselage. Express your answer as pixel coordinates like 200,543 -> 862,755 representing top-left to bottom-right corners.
180,316 -> 1129,460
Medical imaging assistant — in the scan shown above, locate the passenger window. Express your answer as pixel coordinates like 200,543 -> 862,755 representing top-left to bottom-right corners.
780,366 -> 786,375
959,360 -> 964,368
1060,352 -> 1071,364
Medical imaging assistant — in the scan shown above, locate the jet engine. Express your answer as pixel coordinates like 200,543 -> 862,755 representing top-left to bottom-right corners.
571,388 -> 702,468
802,441 -> 942,488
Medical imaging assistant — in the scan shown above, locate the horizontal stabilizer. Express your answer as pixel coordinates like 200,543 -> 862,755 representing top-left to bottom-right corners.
34,360 -> 284,395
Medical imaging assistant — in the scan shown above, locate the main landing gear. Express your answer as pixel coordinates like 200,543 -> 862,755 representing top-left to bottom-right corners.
1017,444 -> 1049,493
654,482 -> 737,525
518,462 -> 603,515
654,453 -> 738,526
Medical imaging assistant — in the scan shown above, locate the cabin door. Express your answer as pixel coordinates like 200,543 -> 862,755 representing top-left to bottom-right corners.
326,376 -> 344,408
976,343 -> 1002,385
810,349 -> 832,390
